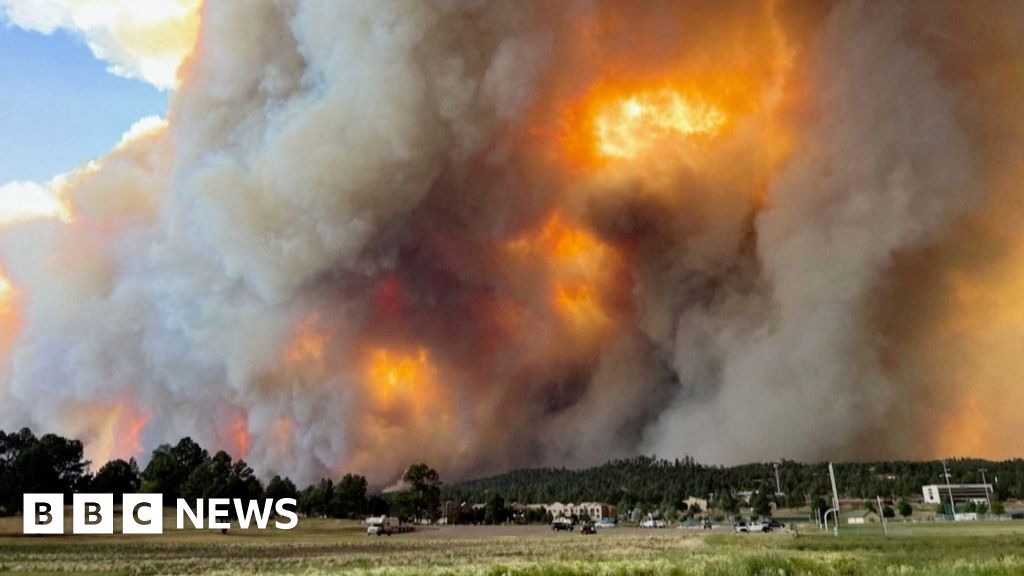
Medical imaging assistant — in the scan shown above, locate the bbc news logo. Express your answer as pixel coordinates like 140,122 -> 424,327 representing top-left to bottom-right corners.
23,494 -> 298,534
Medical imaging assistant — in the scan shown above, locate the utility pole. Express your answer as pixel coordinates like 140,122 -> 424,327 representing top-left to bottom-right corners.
942,461 -> 957,519
773,463 -> 782,496
828,462 -> 840,536
877,495 -> 888,536
979,469 -> 992,514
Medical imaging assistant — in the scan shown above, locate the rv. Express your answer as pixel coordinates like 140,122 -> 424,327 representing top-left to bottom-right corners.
365,516 -> 412,536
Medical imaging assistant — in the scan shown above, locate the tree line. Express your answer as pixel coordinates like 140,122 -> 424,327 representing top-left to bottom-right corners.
4,428 -> 1022,521
0,428 -> 440,521
443,455 -> 1024,518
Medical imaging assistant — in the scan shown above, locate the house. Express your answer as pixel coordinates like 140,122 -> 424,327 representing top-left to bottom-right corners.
844,509 -> 880,525
546,502 -> 570,518
577,502 -> 616,521
682,496 -> 708,512
542,502 -> 617,521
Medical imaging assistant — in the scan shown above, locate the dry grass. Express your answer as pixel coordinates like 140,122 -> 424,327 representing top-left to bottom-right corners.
1,513 -> 1023,575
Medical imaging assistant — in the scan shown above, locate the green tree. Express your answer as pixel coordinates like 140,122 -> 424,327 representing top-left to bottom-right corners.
484,493 -> 506,525
810,495 -> 828,522
367,495 -> 390,516
331,473 -> 368,518
0,428 -> 89,514
897,500 -> 913,519
402,463 -> 442,521
299,479 -> 334,517
142,437 -> 209,504
180,451 -> 262,522
992,501 -> 1006,515
265,475 -> 298,502
785,491 -> 806,508
882,505 -> 895,519
751,490 -> 772,519
394,490 -> 418,522
92,458 -> 141,501
715,491 -> 739,515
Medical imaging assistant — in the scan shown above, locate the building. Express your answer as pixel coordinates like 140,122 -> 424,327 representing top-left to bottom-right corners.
682,496 -> 708,512
544,502 -> 617,521
844,509 -> 880,525
922,484 -> 992,506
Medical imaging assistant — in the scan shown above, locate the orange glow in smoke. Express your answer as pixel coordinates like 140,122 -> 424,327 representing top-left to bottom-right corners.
69,402 -> 149,466
286,314 -> 328,365
559,83 -> 734,168
554,284 -> 609,327
593,89 -> 726,159
231,416 -> 251,458
0,272 -> 16,331
121,412 -> 149,458
272,415 -> 295,447
366,347 -> 435,413
506,213 -> 620,330
927,243 -> 1024,459
344,344 -> 461,481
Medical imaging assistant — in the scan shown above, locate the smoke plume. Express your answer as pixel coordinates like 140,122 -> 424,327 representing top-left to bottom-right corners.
1,0 -> 1022,486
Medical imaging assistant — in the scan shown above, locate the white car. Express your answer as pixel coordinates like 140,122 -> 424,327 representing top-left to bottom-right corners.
640,519 -> 656,528
747,521 -> 769,533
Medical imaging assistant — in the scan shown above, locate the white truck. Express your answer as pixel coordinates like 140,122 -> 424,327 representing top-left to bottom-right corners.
366,516 -> 412,536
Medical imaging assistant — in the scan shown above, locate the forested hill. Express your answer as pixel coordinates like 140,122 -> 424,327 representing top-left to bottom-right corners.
443,456 -> 1024,508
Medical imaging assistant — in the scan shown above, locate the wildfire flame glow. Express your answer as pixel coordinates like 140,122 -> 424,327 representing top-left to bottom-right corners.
230,416 -> 251,458
593,89 -> 727,159
366,347 -> 434,413
505,213 -> 622,332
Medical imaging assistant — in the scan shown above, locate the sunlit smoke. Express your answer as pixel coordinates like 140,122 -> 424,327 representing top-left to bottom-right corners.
1,0 -> 1022,485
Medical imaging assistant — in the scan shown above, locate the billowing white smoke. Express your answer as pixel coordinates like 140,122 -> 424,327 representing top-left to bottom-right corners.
646,2 -> 972,463
0,0 -> 558,484
1,0 -> 1021,486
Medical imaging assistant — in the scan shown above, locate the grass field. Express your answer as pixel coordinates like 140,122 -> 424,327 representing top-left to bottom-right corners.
1,515 -> 1023,575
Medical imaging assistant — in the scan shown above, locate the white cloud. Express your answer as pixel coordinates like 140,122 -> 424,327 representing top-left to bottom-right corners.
0,0 -> 201,90
117,114 -> 167,146
0,180 -> 67,226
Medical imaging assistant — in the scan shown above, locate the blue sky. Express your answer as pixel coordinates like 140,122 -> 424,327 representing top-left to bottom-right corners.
0,23 -> 169,182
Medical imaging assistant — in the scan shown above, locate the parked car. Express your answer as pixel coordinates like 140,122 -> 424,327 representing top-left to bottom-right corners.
655,519 -> 667,528
597,518 -> 617,528
640,519 -> 656,528
581,522 -> 597,535
734,522 -> 749,533
767,520 -> 786,532
747,521 -> 769,533
551,517 -> 574,532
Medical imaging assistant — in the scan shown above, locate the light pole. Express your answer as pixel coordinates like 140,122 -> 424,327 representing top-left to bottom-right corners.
828,462 -> 840,536
773,463 -> 782,496
877,495 -> 888,536
979,469 -> 992,514
942,461 -> 957,519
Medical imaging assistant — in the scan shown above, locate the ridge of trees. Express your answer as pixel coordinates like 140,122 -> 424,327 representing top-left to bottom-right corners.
4,428 -> 1023,521
442,455 -> 1024,514
0,427 -> 436,521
